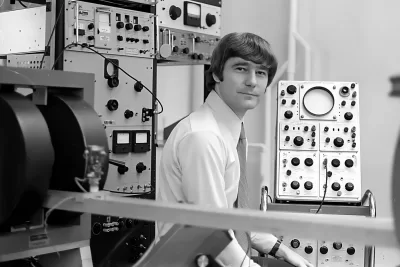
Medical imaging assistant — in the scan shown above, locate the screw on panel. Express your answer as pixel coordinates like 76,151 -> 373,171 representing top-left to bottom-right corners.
301,85 -> 304,88
301,115 -> 304,118
333,85 -> 336,89
333,116 -> 336,119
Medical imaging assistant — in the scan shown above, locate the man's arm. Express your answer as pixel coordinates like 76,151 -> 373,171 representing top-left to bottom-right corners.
178,131 -> 260,266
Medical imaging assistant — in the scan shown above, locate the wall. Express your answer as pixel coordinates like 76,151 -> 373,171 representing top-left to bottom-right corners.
295,0 -> 400,265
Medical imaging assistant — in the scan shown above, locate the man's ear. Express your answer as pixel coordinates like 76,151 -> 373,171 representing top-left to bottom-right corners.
212,73 -> 221,83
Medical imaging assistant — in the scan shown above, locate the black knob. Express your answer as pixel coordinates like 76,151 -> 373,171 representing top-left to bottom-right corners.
143,39 -> 149,44
117,165 -> 129,175
142,26 -> 149,32
305,246 -> 313,254
291,157 -> 300,166
88,23 -> 94,30
327,171 -> 332,177
87,36 -> 94,41
126,219 -> 134,228
304,181 -> 313,190
206,13 -> 217,27
134,82 -> 143,92
281,90 -> 285,96
125,23 -> 134,30
285,136 -> 290,142
352,142 -> 357,148
291,181 -> 300,189
198,54 -> 204,60
291,239 -> 300,248
351,83 -> 356,89
117,218 -> 125,229
320,246 -> 328,254
106,99 -> 119,111
304,126 -> 309,131
311,125 -> 316,131
324,126 -> 329,132
333,242 -> 342,250
340,86 -> 349,95
312,141 -> 316,147
92,222 -> 102,235
344,127 -> 349,132
331,182 -> 341,191
191,53 -> 198,60
311,132 -> 316,137
352,91 -> 357,97
345,159 -> 354,168
172,46 -> 179,52
195,36 -> 202,43
134,24 -> 142,31
331,159 -> 340,167
287,85 -> 297,94
284,110 -> 293,119
351,101 -> 356,106
326,137 -> 330,143
284,125 -> 289,131
347,247 -> 356,255
334,137 -> 344,147
182,47 -> 190,54
344,112 -> 353,121
116,22 -> 125,29
136,162 -> 147,173
281,99 -> 286,104
125,110 -> 134,119
304,158 -> 313,166
169,5 -> 182,20
293,136 -> 304,146
133,38 -> 140,43
345,182 -> 354,191
351,133 -> 356,138
286,170 -> 292,176
108,77 -> 119,88
291,99 -> 296,105
341,100 -> 346,106
117,35 -> 123,41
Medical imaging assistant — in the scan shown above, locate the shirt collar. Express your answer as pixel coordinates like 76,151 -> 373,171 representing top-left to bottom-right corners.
205,90 -> 243,143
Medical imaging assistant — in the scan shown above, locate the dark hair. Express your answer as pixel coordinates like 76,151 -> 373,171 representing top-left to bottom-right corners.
205,32 -> 278,91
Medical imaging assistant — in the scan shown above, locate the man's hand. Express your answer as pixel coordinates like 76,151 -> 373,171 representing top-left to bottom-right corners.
275,244 -> 314,267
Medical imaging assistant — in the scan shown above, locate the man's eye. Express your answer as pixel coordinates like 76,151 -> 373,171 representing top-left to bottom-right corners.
236,67 -> 246,71
257,71 -> 267,76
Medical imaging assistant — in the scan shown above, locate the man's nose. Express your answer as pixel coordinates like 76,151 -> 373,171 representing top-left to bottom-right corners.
245,71 -> 257,87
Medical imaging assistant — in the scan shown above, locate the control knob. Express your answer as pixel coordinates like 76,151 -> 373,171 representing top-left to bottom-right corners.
334,137 -> 344,147
88,23 -> 94,30
293,136 -> 304,146
345,159 -> 354,168
117,165 -> 129,175
347,247 -> 356,255
172,46 -> 179,52
136,162 -> 147,173
126,219 -> 134,228
284,125 -> 289,131
198,54 -> 204,60
304,181 -> 313,190
290,239 -> 300,249
291,157 -> 300,166
108,77 -> 119,88
331,182 -> 341,191
304,126 -> 309,131
117,35 -> 123,41
116,22 -> 125,29
124,110 -> 134,119
125,23 -> 133,30
134,82 -> 144,92
284,110 -> 293,119
286,85 -> 297,94
142,26 -> 149,32
117,218 -> 125,229
169,5 -> 182,20
320,246 -> 328,254
290,181 -> 300,190
304,158 -> 313,166
304,246 -> 313,254
333,242 -> 342,250
191,53 -> 198,60
344,112 -> 353,121
134,24 -> 142,31
281,99 -> 286,104
195,36 -> 202,43
331,159 -> 340,167
182,47 -> 190,54
206,13 -> 217,27
345,182 -> 354,191
106,99 -> 119,111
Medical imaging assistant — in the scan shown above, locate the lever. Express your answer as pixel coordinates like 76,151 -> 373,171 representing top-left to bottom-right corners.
109,159 -> 129,175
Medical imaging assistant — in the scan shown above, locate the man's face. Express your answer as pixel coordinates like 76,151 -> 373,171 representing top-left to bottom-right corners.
214,57 -> 269,119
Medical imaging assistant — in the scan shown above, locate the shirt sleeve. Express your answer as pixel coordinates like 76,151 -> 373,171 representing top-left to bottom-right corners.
177,131 -> 260,266
250,231 -> 278,254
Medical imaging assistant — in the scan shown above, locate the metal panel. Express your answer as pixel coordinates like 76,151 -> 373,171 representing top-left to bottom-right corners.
7,53 -> 50,69
0,6 -> 46,55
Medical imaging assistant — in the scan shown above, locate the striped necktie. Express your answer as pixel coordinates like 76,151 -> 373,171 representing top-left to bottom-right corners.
234,123 -> 251,255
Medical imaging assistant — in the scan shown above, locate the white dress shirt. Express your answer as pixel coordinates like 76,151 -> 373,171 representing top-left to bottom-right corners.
157,90 -> 273,266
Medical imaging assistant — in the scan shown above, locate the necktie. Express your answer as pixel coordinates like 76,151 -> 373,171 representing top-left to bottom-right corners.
234,123 -> 251,255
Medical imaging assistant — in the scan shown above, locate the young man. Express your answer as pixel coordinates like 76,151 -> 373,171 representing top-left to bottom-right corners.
157,32 -> 313,267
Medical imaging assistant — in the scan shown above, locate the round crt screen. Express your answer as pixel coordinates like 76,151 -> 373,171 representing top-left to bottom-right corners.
303,87 -> 334,116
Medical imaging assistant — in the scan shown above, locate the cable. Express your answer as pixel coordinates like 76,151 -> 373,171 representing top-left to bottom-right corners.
268,195 -> 273,203
0,0 -> 5,9
316,159 -> 329,214
18,0 -> 27,8
52,42 -> 164,115
39,1 -> 65,69
75,177 -> 88,193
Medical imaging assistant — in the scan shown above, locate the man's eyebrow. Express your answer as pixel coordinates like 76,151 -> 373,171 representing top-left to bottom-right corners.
231,61 -> 269,71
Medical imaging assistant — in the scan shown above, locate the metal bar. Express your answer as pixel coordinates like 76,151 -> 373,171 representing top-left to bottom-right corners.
43,190 -> 399,249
